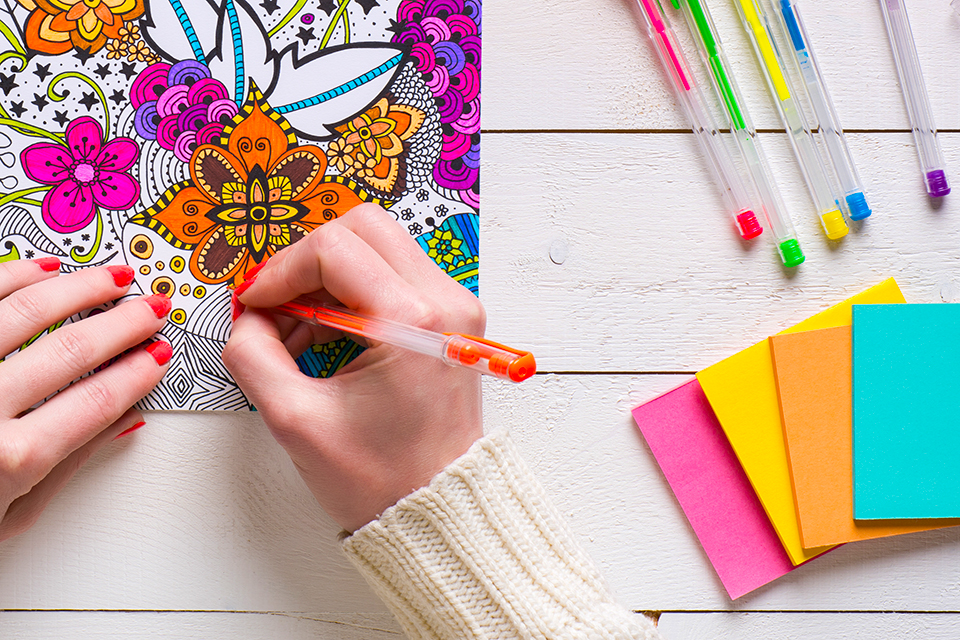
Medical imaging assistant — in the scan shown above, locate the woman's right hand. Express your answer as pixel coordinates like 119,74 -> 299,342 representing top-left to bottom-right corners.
0,258 -> 171,542
223,204 -> 486,533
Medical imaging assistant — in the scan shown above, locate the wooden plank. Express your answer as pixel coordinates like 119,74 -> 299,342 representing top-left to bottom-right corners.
4,376 -> 960,613
0,411 -> 387,613
481,131 -> 960,372
0,611 -> 401,639
484,0 -> 960,131
488,375 -> 960,611
658,612 -> 960,639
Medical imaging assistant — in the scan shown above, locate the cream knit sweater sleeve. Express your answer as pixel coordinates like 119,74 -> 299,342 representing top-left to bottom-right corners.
341,430 -> 662,640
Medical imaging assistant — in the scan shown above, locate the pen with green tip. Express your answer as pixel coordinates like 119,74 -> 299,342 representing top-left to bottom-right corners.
669,0 -> 805,266
731,0 -> 848,240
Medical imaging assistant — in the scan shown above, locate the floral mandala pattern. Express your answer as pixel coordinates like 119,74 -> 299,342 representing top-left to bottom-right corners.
132,84 -> 376,286
21,116 -> 140,233
20,0 -> 146,55
0,0 -> 481,410
329,96 -> 425,198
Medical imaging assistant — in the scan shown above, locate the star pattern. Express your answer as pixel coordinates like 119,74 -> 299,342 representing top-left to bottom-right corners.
9,101 -> 24,117
52,110 -> 69,127
109,89 -> 125,105
260,0 -> 279,13
94,64 -> 111,80
73,47 -> 93,65
120,62 -> 137,80
0,73 -> 18,95
318,0 -> 337,13
31,93 -> 48,110
355,0 -> 380,14
33,64 -> 51,81
296,26 -> 315,44
386,18 -> 408,37
79,91 -> 98,111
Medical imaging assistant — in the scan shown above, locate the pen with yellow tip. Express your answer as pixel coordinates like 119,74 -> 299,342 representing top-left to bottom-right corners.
733,0 -> 849,240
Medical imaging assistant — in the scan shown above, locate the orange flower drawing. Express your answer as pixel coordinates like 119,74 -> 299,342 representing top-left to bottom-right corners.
132,84 -> 382,286
19,0 -> 145,55
328,97 -> 425,197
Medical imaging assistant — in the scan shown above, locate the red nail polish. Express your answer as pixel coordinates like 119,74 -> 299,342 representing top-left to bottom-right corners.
231,289 -> 246,322
242,261 -> 267,282
33,257 -> 60,272
114,421 -> 145,441
233,278 -> 255,298
145,293 -> 171,318
145,341 -> 172,366
107,265 -> 135,288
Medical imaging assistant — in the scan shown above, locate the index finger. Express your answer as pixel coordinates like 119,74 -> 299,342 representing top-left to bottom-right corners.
238,221 -> 428,319
0,258 -> 61,299
238,206 -> 467,309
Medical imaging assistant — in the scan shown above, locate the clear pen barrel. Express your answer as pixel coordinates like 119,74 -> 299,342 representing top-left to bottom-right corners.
776,0 -> 870,219
636,0 -> 761,239
880,0 -> 949,196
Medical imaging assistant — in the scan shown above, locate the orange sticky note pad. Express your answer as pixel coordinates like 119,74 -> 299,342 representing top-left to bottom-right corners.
696,278 -> 904,565
771,325 -> 960,548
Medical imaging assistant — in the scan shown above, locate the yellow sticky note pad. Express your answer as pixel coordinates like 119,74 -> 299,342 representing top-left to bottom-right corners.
696,279 -> 905,565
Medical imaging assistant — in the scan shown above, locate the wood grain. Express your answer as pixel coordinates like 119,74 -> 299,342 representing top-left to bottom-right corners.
9,0 -> 960,637
485,0 -> 960,131
658,613 -> 960,639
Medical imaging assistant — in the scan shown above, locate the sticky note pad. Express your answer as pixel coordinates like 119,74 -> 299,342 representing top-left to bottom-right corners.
697,278 -> 905,565
633,379 -> 798,599
771,325 -> 960,547
853,304 -> 960,519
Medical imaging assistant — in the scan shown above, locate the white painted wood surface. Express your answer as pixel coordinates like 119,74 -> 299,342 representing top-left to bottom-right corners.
6,0 -> 960,638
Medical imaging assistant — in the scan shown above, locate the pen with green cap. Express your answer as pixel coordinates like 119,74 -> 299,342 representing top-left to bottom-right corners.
669,0 -> 805,267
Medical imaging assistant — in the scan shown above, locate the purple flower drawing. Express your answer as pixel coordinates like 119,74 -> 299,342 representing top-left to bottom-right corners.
21,117 -> 141,233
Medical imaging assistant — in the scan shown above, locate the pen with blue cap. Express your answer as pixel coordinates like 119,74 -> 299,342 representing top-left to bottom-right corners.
772,0 -> 872,220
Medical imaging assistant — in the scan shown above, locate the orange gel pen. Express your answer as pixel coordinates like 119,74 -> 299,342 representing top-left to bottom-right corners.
274,296 -> 536,383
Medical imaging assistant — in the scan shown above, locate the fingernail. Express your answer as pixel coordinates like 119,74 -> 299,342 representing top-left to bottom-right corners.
33,257 -> 61,272
145,341 -> 172,366
114,421 -> 145,441
242,261 -> 267,282
107,265 -> 135,288
233,277 -> 255,298
145,293 -> 171,318
231,289 -> 246,322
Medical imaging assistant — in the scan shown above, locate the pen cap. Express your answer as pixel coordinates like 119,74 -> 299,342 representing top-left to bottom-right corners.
443,334 -> 537,382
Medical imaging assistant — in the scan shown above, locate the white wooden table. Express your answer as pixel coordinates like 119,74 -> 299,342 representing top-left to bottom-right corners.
4,1 -> 960,637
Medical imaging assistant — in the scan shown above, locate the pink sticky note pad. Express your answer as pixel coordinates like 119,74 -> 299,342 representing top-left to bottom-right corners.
632,379 -> 798,599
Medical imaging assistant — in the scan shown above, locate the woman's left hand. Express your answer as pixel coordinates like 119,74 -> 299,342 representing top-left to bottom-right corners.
0,259 -> 172,542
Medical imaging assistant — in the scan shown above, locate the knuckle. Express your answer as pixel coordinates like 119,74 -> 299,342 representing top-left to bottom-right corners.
4,289 -> 49,332
311,220 -> 345,253
408,297 -> 444,331
0,436 -> 37,480
54,328 -> 96,373
461,297 -> 486,334
74,376 -> 118,426
349,202 -> 386,226
221,333 -> 252,373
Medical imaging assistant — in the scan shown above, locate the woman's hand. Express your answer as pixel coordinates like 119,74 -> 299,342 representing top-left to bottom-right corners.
223,204 -> 485,532
0,258 -> 171,541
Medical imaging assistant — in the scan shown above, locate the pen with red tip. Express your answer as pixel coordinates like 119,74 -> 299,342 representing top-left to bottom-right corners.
273,296 -> 537,383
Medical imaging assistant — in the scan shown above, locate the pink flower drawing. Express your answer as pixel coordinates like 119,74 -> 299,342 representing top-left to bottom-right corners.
21,117 -> 141,233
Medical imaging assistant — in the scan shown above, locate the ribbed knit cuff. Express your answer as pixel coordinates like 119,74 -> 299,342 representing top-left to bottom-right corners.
341,430 -> 660,640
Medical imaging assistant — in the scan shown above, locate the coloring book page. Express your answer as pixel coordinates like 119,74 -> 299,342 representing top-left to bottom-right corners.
0,0 -> 480,410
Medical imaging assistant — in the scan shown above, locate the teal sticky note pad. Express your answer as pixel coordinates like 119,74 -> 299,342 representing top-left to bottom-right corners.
853,304 -> 960,519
